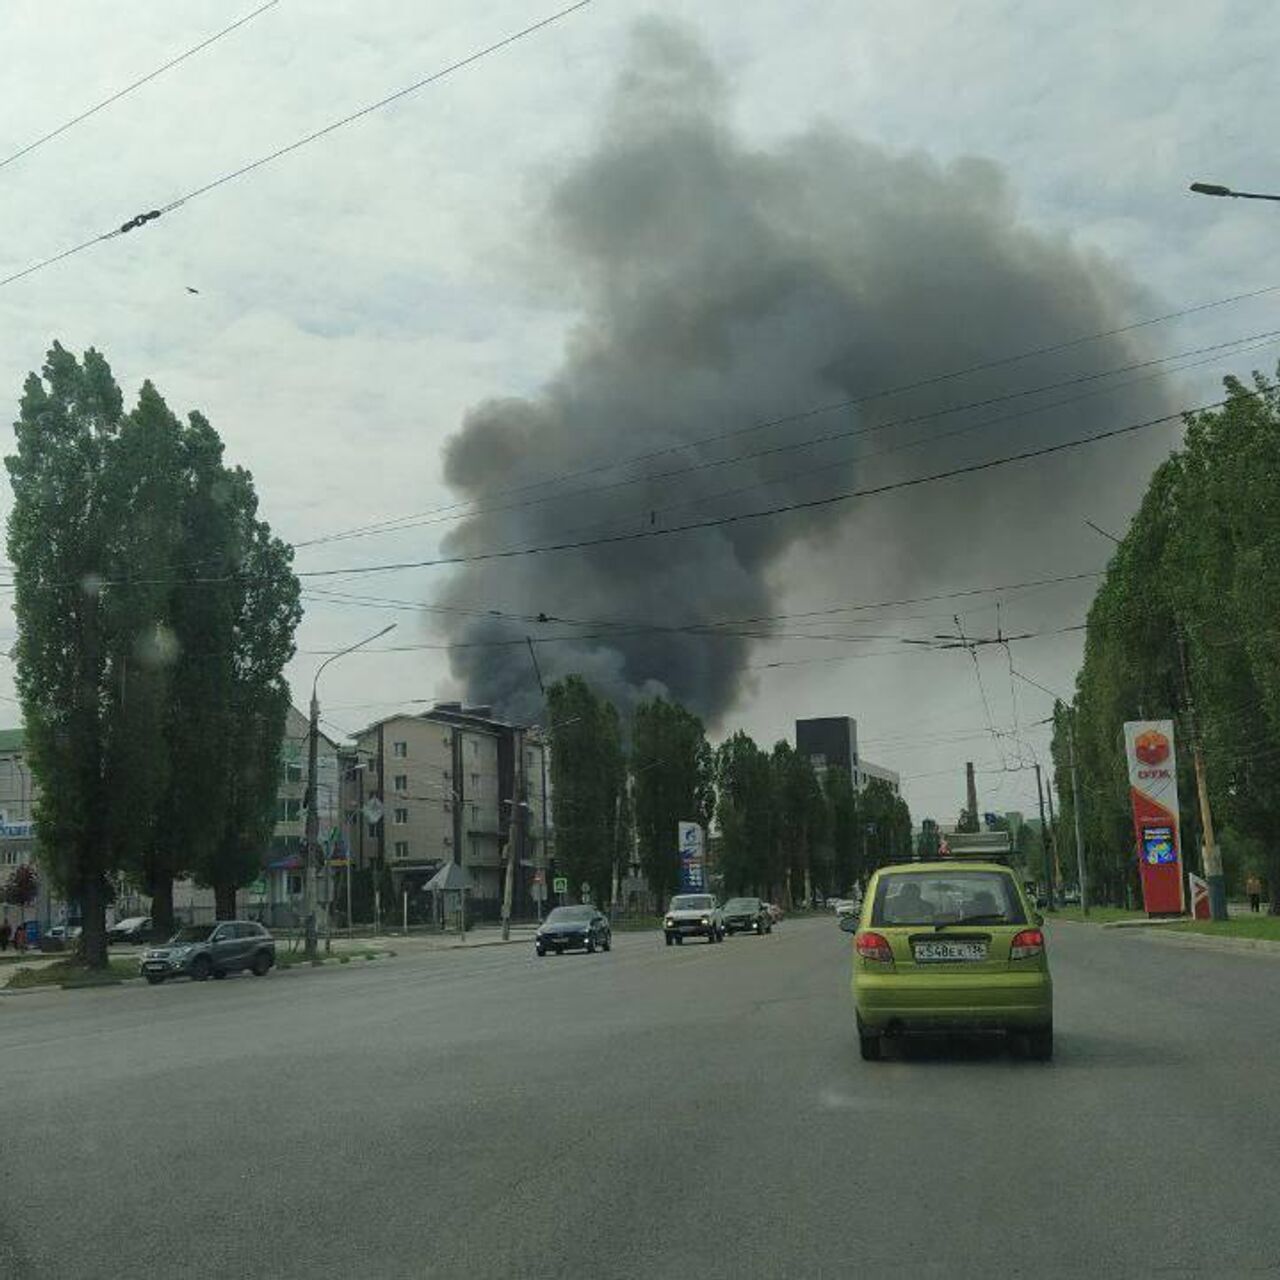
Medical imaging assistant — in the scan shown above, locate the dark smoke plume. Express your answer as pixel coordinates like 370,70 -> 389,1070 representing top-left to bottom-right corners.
435,18 -> 1172,726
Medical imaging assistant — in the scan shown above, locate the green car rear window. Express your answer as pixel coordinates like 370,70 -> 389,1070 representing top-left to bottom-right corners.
871,870 -> 1027,928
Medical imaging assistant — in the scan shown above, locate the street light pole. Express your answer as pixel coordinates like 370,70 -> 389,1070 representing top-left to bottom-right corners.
1190,181 -> 1280,203
303,623 -> 395,962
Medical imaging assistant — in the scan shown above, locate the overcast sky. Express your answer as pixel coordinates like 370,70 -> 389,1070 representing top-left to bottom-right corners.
1,0 -> 1278,825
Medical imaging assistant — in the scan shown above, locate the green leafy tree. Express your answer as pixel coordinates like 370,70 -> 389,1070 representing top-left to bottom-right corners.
826,767 -> 861,895
862,778 -> 912,869
770,743 -> 829,908
7,345 -> 125,966
1057,369 -> 1280,910
548,677 -> 624,905
715,731 -> 776,897
632,696 -> 714,903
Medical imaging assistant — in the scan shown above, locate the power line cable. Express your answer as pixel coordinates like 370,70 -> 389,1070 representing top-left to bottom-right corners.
289,392 -> 1242,580
294,327 -> 1280,549
299,567 -> 1101,635
295,298 -> 1280,548
545,332 -> 1280,547
0,1 -> 281,175
0,1 -> 593,291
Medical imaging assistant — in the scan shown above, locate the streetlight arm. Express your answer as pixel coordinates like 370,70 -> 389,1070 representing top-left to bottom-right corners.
1190,181 -> 1280,203
311,623 -> 397,700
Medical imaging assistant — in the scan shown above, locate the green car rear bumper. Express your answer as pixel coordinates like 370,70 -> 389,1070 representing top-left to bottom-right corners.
855,969 -> 1052,1032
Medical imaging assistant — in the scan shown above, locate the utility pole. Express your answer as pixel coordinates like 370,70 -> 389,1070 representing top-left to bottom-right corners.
303,623 -> 395,962
303,689 -> 322,961
1066,714 -> 1089,917
1034,762 -> 1055,912
500,727 -> 523,941
1178,628 -> 1227,919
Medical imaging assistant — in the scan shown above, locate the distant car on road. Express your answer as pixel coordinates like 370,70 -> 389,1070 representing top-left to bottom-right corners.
764,902 -> 783,925
845,860 -> 1053,1061
1062,888 -> 1081,905
46,924 -> 82,943
664,894 -> 723,945
107,916 -> 152,945
832,899 -> 858,918
722,897 -> 773,935
535,905 -> 611,956
140,921 -> 275,984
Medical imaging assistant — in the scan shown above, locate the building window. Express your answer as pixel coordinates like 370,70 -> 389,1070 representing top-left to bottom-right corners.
471,803 -> 479,823
394,840 -> 409,858
471,773 -> 480,789
275,797 -> 301,822
281,760 -> 303,784
393,808 -> 409,826
368,822 -> 380,838
288,873 -> 302,895
394,774 -> 408,793
469,740 -> 478,758
392,741 -> 407,759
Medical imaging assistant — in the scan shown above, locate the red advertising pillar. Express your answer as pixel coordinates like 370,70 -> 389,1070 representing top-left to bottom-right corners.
1123,720 -> 1185,915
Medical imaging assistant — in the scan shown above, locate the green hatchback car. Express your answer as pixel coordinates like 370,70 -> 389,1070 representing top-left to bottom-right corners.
842,861 -> 1053,1061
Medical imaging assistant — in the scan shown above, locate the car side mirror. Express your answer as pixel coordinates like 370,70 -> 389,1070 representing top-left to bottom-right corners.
839,915 -> 858,934
1033,911 -> 1045,927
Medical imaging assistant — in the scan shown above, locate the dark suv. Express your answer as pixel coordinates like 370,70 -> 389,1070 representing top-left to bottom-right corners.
140,921 -> 276,984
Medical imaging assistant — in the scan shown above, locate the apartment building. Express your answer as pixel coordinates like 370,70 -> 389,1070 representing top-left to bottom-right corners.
351,703 -> 549,917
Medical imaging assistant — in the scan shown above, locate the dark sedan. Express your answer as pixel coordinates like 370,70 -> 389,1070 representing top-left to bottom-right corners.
535,906 -> 612,956
722,897 -> 773,936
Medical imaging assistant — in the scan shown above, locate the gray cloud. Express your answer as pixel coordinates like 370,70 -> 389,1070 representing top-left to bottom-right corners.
435,17 -> 1175,727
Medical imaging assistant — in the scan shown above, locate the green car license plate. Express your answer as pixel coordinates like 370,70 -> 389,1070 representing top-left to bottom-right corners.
913,939 -> 987,963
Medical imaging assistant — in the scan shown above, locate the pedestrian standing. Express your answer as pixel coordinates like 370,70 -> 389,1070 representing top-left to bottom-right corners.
0,919 -> 10,951
1246,872 -> 1263,914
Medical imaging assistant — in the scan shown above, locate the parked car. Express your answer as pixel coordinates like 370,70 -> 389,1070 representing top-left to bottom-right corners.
764,902 -> 783,925
535,905 -> 611,956
46,924 -> 83,942
140,921 -> 275,984
722,897 -> 772,935
845,860 -> 1052,1061
107,916 -> 152,945
663,894 -> 724,945
833,899 -> 859,918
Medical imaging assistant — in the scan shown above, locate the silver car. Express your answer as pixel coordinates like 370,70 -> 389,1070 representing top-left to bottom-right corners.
141,921 -> 275,984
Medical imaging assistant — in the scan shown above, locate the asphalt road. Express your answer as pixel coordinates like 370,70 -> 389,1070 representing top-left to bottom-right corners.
2,918 -> 1278,1279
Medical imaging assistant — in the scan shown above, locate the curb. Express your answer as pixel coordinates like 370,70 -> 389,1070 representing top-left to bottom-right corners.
1053,917 -> 1280,957
0,950 -> 397,996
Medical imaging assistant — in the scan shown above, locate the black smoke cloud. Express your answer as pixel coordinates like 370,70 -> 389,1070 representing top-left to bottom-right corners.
435,18 -> 1171,727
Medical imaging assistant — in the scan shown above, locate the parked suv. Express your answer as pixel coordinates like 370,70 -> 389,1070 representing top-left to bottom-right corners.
141,921 -> 275,984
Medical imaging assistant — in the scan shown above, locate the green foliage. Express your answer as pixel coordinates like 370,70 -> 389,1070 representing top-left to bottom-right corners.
715,731 -> 777,897
771,742 -> 827,906
861,778 -> 913,868
1057,369 -> 1280,910
6,344 -> 300,959
827,767 -> 862,894
548,677 -> 625,905
631,695 -> 714,902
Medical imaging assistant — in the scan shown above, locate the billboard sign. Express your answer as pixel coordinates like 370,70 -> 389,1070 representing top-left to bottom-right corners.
1123,720 -> 1184,914
678,822 -> 705,891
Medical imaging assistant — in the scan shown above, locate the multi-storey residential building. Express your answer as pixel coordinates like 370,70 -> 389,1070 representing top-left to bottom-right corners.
351,703 -> 549,918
